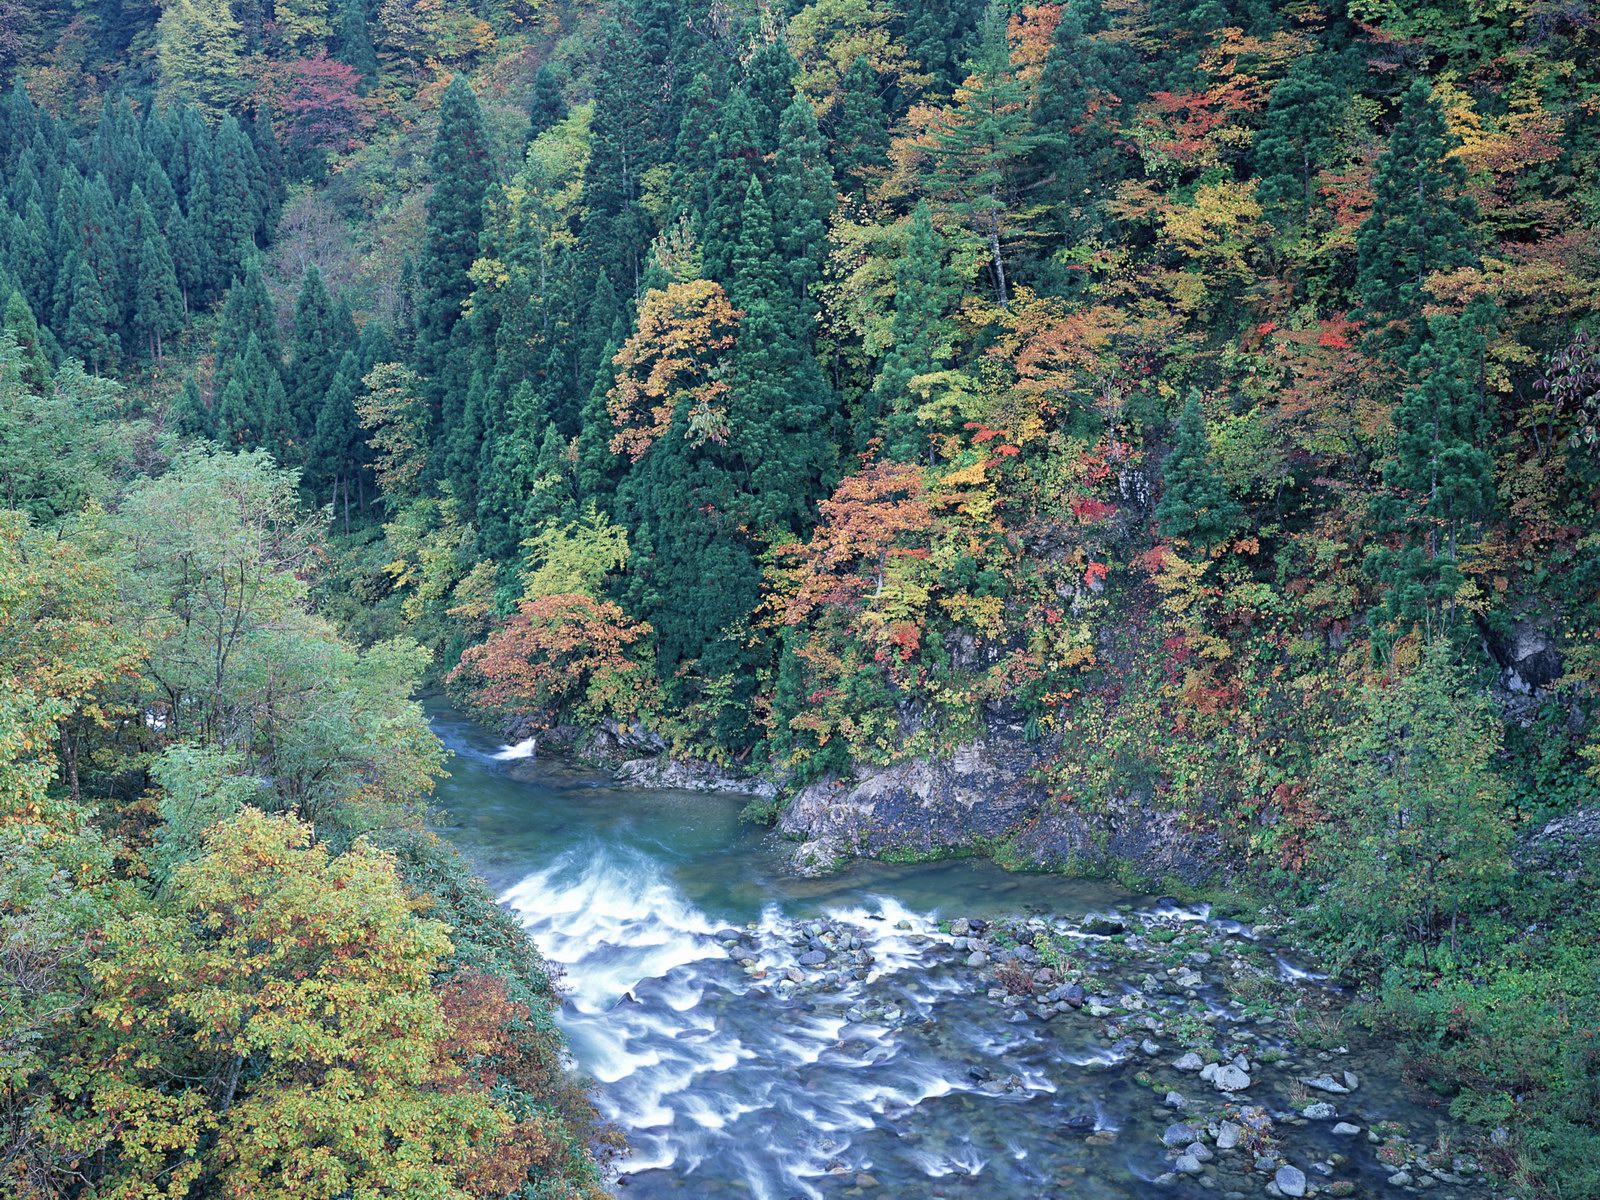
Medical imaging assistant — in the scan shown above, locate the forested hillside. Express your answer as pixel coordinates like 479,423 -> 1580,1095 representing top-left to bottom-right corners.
1,0 -> 1598,1194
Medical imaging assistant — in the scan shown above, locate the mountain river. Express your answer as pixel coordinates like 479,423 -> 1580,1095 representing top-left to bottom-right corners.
431,705 -> 1498,1200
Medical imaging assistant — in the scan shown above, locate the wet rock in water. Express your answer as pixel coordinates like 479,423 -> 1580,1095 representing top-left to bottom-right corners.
1331,1122 -> 1361,1136
1301,1073 -> 1350,1094
1062,1111 -> 1097,1132
1082,916 -> 1126,936
950,917 -> 970,937
1163,1122 -> 1202,1148
714,928 -> 744,944
1062,983 -> 1086,1008
1187,1141 -> 1214,1163
1174,1154 -> 1204,1175
1214,1121 -> 1242,1151
1212,1064 -> 1252,1092
1274,1164 -> 1308,1197
1342,1069 -> 1360,1090
1302,1102 -> 1338,1120
798,950 -> 828,967
1142,1039 -> 1162,1056
1387,1171 -> 1413,1186
967,951 -> 990,967
1165,1091 -> 1188,1110
1174,1051 -> 1205,1072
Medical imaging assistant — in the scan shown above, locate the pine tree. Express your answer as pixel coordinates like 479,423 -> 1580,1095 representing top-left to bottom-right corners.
63,255 -> 119,373
312,352 -> 365,527
134,228 -> 183,361
172,373 -> 212,438
727,175 -> 835,531
1255,53 -> 1348,232
286,265 -> 344,441
700,89 -> 761,285
927,3 -> 1042,308
334,0 -> 379,84
416,76 -> 493,390
3,291 -> 50,393
769,94 -> 836,315
869,202 -> 956,458
216,260 -> 280,367
832,56 -> 890,201
1355,80 -> 1479,368
526,64 -> 567,140
210,115 -> 266,283
1367,305 -> 1497,643
1156,393 -> 1241,551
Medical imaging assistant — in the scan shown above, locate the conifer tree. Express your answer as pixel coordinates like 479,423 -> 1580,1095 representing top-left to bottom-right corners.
312,352 -> 366,527
526,64 -> 567,140
416,77 -> 493,390
214,332 -> 291,452
700,90 -> 761,285
63,256 -> 119,373
216,260 -> 280,367
3,291 -> 50,393
1355,80 -> 1479,368
928,3 -> 1042,308
1255,54 -> 1348,232
1367,305 -> 1497,642
744,38 -> 799,153
286,265 -> 343,440
1156,393 -> 1241,551
134,227 -> 183,361
210,116 -> 265,283
769,94 -> 836,315
172,373 -> 212,438
869,203 -> 955,458
579,16 -> 662,299
832,56 -> 890,201
334,0 -> 379,84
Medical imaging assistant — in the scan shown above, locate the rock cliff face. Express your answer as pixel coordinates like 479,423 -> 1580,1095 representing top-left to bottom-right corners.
776,731 -> 1223,885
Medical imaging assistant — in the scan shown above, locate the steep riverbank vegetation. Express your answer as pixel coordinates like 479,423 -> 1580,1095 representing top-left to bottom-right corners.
0,0 -> 1597,1193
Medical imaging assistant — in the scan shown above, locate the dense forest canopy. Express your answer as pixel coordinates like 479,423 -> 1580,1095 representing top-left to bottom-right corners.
0,0 -> 1598,1194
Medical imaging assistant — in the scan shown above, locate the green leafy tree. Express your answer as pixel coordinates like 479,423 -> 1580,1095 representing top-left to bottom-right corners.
155,0 -> 247,120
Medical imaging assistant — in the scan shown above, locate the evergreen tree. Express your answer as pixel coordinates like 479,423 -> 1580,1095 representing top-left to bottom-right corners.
526,64 -> 567,141
727,176 -> 835,531
334,0 -> 379,84
743,38 -> 799,152
62,255 -> 119,373
904,0 -> 986,98
1355,80 -> 1479,367
1156,393 -> 1241,551
1367,305 -> 1497,643
416,77 -> 493,391
312,352 -> 366,527
172,373 -> 212,438
3,290 -> 50,393
700,89 -> 760,284
214,332 -> 290,452
216,260 -> 280,367
162,200 -> 202,316
574,338 -> 621,508
1255,53 -> 1348,232
7,203 -> 50,317
927,3 -> 1042,307
286,265 -> 344,441
869,203 -> 955,458
769,94 -> 836,315
668,72 -> 722,219
134,227 -> 184,361
832,56 -> 890,201
210,115 -> 265,282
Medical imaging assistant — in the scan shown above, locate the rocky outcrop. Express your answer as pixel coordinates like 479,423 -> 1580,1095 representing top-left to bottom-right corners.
777,731 -> 1222,884
615,755 -> 777,798
1516,804 -> 1600,882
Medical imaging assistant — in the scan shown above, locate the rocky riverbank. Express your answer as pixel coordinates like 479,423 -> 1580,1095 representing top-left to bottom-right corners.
703,900 -> 1501,1199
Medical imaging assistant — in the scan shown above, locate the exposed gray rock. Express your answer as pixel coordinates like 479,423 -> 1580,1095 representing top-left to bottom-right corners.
1302,1102 -> 1337,1120
1331,1122 -> 1361,1136
1212,1064 -> 1251,1092
1163,1123 -> 1201,1148
1301,1073 -> 1350,1094
1174,1154 -> 1204,1175
777,733 -> 1222,881
1214,1121 -> 1242,1151
1274,1165 -> 1307,1197
1174,1051 -> 1205,1072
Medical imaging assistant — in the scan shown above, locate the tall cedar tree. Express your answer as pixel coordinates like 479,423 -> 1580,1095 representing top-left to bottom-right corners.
869,202 -> 956,459
928,3 -> 1042,308
1156,393 -> 1241,551
1355,80 -> 1479,368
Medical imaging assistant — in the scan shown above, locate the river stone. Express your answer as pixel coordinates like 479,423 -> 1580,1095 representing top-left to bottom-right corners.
714,928 -> 744,944
1387,1171 -> 1413,1186
1302,1073 -> 1350,1094
1174,1154 -> 1204,1175
1187,1142 -> 1214,1162
1274,1165 -> 1308,1197
1214,1121 -> 1242,1150
1062,983 -> 1086,1008
1141,1039 -> 1161,1056
1331,1122 -> 1361,1136
1174,1051 -> 1205,1072
797,950 -> 828,967
1164,1092 -> 1188,1110
1163,1122 -> 1201,1148
1212,1065 -> 1251,1092
1343,1069 -> 1360,1090
950,918 -> 970,937
1082,916 -> 1126,936
1303,1102 -> 1338,1120
967,951 -> 990,967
